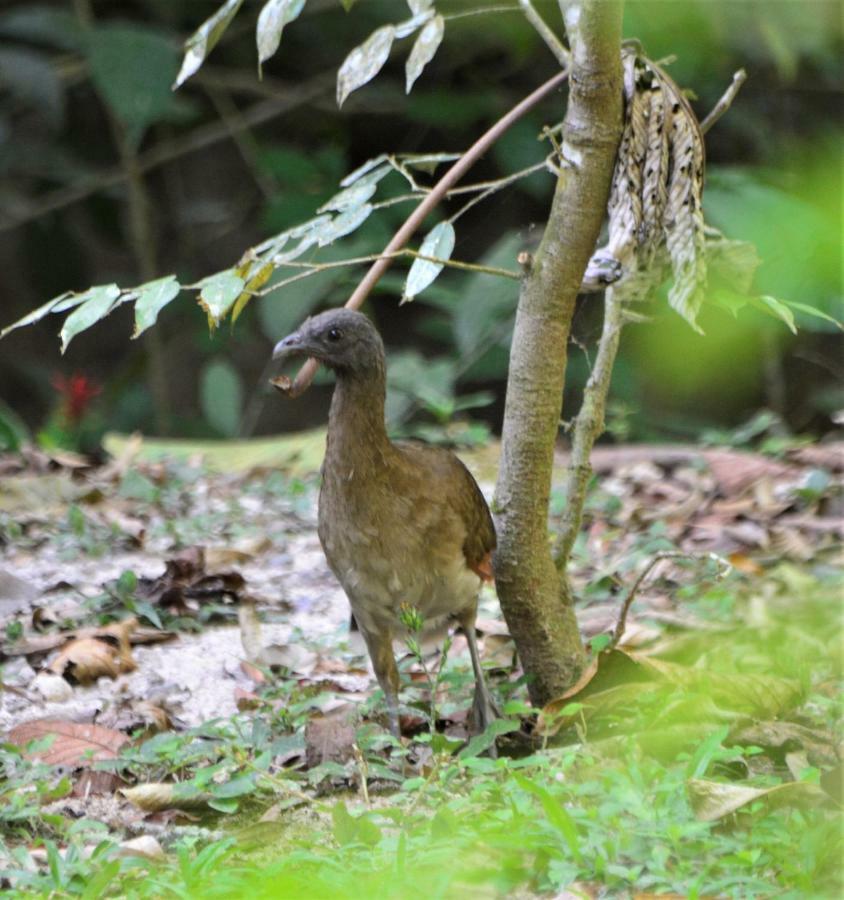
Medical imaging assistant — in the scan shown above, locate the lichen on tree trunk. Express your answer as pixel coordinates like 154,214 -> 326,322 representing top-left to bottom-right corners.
493,0 -> 624,707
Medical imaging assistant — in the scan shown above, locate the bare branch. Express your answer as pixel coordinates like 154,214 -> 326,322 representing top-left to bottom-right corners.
254,250 -> 519,298
700,69 -> 747,135
553,284 -> 625,569
519,0 -> 570,67
279,68 -> 570,399
449,159 -> 552,224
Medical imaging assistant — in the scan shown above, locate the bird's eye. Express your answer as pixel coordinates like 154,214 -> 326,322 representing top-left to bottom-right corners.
327,327 -> 342,342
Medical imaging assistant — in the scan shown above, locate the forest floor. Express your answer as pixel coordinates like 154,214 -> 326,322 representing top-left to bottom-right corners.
0,432 -> 841,897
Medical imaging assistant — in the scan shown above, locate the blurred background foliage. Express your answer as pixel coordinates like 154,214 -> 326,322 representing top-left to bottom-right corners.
0,0 -> 841,452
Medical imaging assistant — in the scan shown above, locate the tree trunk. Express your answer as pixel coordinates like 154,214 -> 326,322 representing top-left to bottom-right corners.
493,0 -> 624,707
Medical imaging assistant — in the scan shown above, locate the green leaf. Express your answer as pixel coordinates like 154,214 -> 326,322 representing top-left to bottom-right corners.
132,276 -> 181,338
331,802 -> 381,847
781,298 -> 844,331
175,0 -> 245,89
134,601 -> 163,630
208,797 -> 239,813
198,271 -> 246,327
753,295 -> 797,334
60,285 -> 123,353
458,718 -> 520,759
256,0 -> 307,67
513,773 -> 582,861
405,14 -> 444,93
340,153 -> 390,188
710,287 -> 749,318
394,12 -> 434,41
212,774 -> 257,798
406,0 -> 434,13
116,569 -> 138,597
318,180 -> 378,214
86,25 -> 181,146
0,292 -> 76,339
403,221 -> 455,302
705,234 -> 760,295
0,400 -> 28,451
200,358 -> 243,437
317,204 -> 373,246
336,25 -> 395,108
686,726 -> 731,779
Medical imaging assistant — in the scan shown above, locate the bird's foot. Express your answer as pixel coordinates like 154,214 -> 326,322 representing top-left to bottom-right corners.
472,684 -> 501,758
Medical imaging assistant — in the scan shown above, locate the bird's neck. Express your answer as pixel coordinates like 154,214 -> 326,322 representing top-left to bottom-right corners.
325,364 -> 392,471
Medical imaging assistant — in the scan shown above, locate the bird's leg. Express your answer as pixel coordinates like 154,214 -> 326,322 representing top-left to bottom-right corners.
360,626 -> 401,739
458,608 -> 500,737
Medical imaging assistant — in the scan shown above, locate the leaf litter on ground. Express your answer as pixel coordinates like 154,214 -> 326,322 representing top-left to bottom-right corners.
0,434 -> 841,895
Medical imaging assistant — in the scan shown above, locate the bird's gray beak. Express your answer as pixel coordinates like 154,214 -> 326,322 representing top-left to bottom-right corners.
272,331 -> 306,361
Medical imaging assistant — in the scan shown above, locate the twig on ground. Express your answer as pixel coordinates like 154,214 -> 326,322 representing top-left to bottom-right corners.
610,550 -> 732,649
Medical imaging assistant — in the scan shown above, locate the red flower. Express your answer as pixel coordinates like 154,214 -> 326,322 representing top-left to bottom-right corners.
51,372 -> 102,424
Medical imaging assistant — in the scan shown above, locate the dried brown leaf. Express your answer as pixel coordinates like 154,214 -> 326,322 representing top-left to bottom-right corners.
703,450 -> 799,497
305,704 -> 358,768
72,769 -> 124,796
538,647 -> 802,736
787,443 -> 844,471
687,777 -> 824,822
48,638 -> 123,683
47,619 -> 137,684
260,642 -> 318,675
8,718 -> 128,766
235,687 -> 261,710
116,835 -> 166,860
121,782 -> 212,812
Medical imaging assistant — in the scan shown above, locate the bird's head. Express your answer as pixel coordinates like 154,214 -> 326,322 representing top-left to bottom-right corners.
272,308 -> 384,376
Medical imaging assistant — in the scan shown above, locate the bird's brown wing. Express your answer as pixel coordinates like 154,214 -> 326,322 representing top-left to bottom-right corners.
395,441 -> 496,581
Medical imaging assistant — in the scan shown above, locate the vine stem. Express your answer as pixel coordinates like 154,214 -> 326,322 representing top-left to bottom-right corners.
278,68 -> 569,398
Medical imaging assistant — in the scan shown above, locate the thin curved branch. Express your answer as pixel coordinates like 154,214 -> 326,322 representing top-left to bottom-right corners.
700,69 -> 747,135
279,68 -> 570,399
256,250 -> 519,298
519,0 -> 570,67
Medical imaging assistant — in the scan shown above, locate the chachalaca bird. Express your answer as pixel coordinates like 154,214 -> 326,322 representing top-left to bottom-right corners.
273,309 -> 498,737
